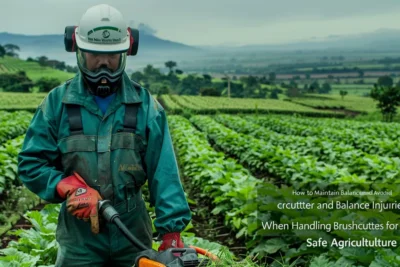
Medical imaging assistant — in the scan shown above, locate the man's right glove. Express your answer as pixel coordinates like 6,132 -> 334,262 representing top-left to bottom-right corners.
56,172 -> 102,234
158,232 -> 185,251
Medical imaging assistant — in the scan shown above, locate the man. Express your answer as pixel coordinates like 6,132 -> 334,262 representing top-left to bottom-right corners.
17,4 -> 191,266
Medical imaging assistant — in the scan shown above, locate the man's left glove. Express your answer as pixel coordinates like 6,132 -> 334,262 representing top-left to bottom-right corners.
158,232 -> 185,251
56,172 -> 102,234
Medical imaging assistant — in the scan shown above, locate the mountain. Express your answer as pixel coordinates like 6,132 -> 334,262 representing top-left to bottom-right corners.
197,28 -> 400,52
0,32 -> 203,70
2,28 -> 400,73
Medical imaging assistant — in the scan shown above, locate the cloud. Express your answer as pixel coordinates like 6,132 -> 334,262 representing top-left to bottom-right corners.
137,23 -> 157,36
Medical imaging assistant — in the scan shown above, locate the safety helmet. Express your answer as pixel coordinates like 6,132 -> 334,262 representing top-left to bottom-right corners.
75,4 -> 130,97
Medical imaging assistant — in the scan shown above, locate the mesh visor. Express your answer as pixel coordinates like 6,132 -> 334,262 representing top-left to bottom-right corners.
77,48 -> 127,82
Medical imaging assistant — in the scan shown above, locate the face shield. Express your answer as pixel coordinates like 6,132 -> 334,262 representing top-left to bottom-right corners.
77,48 -> 127,97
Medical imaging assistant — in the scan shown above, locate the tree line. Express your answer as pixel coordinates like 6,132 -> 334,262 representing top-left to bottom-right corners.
131,61 -> 284,99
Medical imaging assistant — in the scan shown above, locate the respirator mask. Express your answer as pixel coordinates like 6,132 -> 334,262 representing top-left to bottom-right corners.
76,48 -> 127,97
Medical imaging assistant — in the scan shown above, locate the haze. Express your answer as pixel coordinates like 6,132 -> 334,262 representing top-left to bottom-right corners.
1,0 -> 400,46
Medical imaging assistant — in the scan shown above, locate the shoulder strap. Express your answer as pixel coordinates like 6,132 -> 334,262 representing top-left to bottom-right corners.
66,104 -> 83,135
64,79 -> 83,136
66,79 -> 141,135
121,80 -> 142,133
123,104 -> 139,133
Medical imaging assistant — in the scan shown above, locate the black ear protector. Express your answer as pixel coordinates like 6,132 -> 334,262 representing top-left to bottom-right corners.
64,26 -> 139,55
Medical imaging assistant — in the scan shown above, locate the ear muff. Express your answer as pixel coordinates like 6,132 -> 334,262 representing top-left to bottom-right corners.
64,26 -> 77,52
127,27 -> 139,56
64,25 -> 139,56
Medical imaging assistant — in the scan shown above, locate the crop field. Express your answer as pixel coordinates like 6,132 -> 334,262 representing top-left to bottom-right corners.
0,92 -> 47,111
0,57 -> 75,83
1,94 -> 399,266
159,94 -> 347,117
290,94 -> 377,113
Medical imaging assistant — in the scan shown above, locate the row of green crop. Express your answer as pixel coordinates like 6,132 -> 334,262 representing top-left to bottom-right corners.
189,115 -> 400,266
215,115 -> 400,182
0,93 -> 46,111
160,95 -> 346,117
0,135 -> 24,195
169,115 -> 260,243
246,115 -> 400,158
158,95 -> 183,113
169,116 -> 364,266
190,115 -> 360,186
0,111 -> 32,144
0,203 -> 244,266
290,94 -> 377,113
268,114 -> 400,140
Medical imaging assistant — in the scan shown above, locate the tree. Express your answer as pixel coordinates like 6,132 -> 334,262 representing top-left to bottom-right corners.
202,74 -> 212,82
268,72 -> 276,83
65,65 -> 79,73
287,87 -> 301,97
358,70 -> 364,78
36,77 -> 61,92
175,69 -> 183,75
131,71 -> 145,83
309,81 -> 320,93
0,72 -> 33,92
0,45 -> 5,58
55,61 -> 66,71
240,75 -> 263,98
143,64 -> 162,80
200,87 -> 220,96
3,43 -> 20,58
37,56 -> 49,67
165,61 -> 177,73
148,81 -> 170,95
319,82 -> 332,94
340,90 -> 348,100
370,83 -> 400,122
158,86 -> 170,96
377,75 -> 393,88
289,80 -> 298,89
179,74 -> 203,95
270,89 -> 279,99
305,74 -> 311,80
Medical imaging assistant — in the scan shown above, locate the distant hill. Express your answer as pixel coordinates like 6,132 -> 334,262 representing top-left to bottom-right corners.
197,28 -> 400,52
2,28 -> 400,74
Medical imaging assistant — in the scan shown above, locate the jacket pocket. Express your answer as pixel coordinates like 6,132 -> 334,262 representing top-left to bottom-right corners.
57,135 -> 98,187
111,132 -> 147,189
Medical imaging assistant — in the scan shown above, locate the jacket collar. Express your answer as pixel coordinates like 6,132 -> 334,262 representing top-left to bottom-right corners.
62,71 -> 142,117
62,71 -> 142,105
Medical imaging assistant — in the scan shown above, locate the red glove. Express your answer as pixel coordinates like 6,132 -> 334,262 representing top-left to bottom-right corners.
56,172 -> 102,234
158,232 -> 185,251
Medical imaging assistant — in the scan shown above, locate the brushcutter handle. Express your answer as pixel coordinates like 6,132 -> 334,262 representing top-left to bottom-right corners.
189,245 -> 220,262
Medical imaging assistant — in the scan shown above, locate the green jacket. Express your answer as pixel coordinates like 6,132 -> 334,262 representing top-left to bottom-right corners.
17,71 -> 191,236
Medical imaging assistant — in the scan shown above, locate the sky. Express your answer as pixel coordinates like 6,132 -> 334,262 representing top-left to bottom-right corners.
2,0 -> 400,46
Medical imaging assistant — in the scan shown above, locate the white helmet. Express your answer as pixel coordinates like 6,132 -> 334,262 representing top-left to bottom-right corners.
75,4 -> 129,97
75,4 -> 130,53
